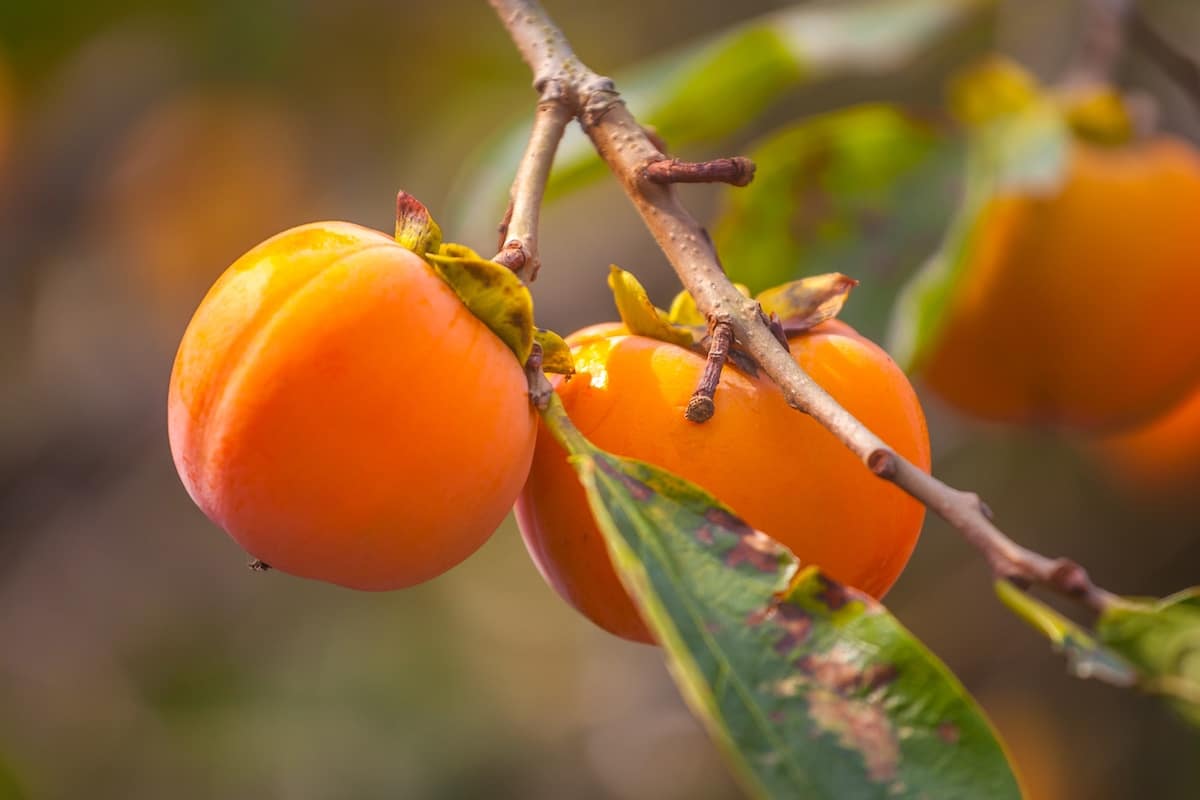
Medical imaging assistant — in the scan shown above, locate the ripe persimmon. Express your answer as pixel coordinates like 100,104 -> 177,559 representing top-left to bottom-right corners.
919,137 -> 1200,431
515,320 -> 931,644
169,221 -> 536,589
1087,384 -> 1200,498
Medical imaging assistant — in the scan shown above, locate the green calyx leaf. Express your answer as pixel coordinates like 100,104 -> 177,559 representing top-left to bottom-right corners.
426,243 -> 534,365
608,265 -> 696,348
394,191 -> 443,255
538,394 -> 1021,799
756,273 -> 858,332
534,328 -> 575,375
1098,589 -> 1200,726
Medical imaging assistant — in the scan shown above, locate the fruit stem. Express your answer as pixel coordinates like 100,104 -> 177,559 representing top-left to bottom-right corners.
490,0 -> 1122,619
686,320 -> 734,424
642,157 -> 756,187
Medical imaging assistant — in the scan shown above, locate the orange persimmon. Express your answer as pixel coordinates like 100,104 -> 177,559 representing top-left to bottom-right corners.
1088,383 -> 1200,497
919,137 -> 1200,431
169,221 -> 536,589
515,320 -> 931,644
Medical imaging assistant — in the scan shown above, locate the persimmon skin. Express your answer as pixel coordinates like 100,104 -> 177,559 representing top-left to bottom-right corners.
1089,385 -> 1200,497
921,138 -> 1200,431
168,222 -> 536,590
515,321 -> 931,644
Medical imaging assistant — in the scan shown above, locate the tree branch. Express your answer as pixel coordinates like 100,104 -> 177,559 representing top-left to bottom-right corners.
1128,9 -> 1200,115
490,0 -> 1120,616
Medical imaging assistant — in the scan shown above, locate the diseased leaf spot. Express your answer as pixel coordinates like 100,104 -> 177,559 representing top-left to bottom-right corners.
808,690 -> 900,784
597,457 -> 653,500
704,506 -> 754,536
815,573 -> 850,610
772,605 -> 813,655
726,530 -> 788,573
937,721 -> 961,744
695,525 -> 716,545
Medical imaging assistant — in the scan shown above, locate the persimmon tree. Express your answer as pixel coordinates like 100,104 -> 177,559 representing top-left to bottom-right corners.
474,0 -> 1200,795
169,0 -> 1200,796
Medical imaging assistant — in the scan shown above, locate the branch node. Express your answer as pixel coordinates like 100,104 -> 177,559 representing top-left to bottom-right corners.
866,449 -> 898,479
686,320 -> 734,424
1048,558 -> 1093,599
494,240 -> 529,274
642,157 -> 756,187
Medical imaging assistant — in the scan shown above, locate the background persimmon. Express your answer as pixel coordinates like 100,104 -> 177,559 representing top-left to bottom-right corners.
918,136 -> 1200,432
169,221 -> 536,590
1086,384 -> 1200,498
516,320 -> 931,644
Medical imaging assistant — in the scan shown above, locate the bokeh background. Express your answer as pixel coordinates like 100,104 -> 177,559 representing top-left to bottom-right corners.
2,0 -> 1199,797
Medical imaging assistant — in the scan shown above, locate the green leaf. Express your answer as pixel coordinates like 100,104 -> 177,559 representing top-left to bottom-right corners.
425,245 -> 534,364
539,394 -> 1020,799
607,265 -> 695,348
994,580 -> 1138,688
713,105 -> 964,343
755,273 -> 858,332
447,0 -> 994,236
1098,590 -> 1200,726
534,328 -> 575,375
888,99 -> 1070,371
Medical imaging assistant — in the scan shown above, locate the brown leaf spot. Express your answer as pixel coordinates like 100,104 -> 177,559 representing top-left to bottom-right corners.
772,605 -> 813,655
695,525 -> 715,545
726,530 -> 787,573
798,652 -> 862,694
808,689 -> 900,784
937,721 -> 960,744
816,574 -> 850,610
861,664 -> 900,693
596,458 -> 653,501
704,506 -> 753,535
745,606 -> 777,627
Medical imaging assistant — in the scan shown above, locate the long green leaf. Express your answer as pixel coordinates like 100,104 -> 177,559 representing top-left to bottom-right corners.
540,394 -> 1020,799
1098,589 -> 1200,726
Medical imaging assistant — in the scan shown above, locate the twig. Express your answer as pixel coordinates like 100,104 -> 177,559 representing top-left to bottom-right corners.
643,157 -> 756,187
1066,0 -> 1134,87
1128,9 -> 1200,114
686,320 -> 734,423
489,0 -> 1121,615
493,82 -> 573,281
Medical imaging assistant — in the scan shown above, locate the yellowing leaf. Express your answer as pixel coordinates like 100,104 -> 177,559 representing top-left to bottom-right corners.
949,57 -> 1041,126
426,249 -> 534,364
668,284 -> 751,327
756,273 -> 858,332
534,328 -> 575,375
394,191 -> 443,255
607,265 -> 695,348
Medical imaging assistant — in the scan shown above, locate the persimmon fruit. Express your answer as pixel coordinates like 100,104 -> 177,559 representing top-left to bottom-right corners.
515,320 -> 931,644
168,221 -> 536,590
1088,384 -> 1200,498
919,136 -> 1200,431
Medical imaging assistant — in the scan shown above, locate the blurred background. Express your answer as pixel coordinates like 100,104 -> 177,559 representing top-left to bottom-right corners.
1,0 -> 1199,797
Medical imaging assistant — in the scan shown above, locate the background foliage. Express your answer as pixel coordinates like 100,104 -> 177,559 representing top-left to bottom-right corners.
1,0 -> 1199,798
